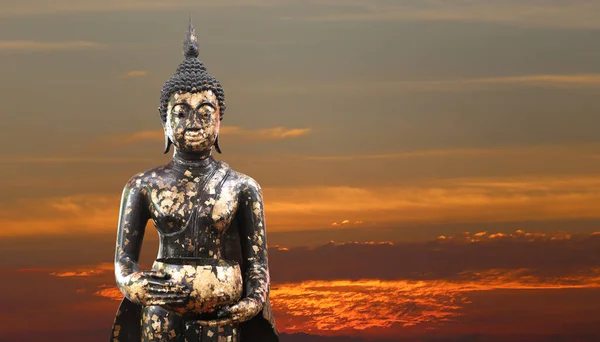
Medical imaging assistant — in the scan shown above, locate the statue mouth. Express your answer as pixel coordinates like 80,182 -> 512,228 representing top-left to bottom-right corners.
184,129 -> 206,139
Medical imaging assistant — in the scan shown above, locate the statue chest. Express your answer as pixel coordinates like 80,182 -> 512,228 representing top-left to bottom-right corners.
146,166 -> 239,256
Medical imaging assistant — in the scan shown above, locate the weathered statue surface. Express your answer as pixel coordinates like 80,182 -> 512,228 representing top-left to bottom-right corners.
110,18 -> 278,342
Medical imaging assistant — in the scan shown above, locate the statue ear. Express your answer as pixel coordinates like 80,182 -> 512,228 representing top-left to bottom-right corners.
214,134 -> 222,154
163,131 -> 172,154
160,109 -> 172,154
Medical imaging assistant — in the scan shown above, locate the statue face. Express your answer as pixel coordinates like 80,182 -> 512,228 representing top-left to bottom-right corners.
165,90 -> 221,153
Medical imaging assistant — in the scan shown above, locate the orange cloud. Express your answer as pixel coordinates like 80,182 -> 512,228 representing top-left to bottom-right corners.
109,126 -> 310,145
307,142 -> 600,161
17,234 -> 600,336
323,241 -> 394,246
95,285 -> 122,301
266,233 -> 600,283
467,74 -> 600,86
0,194 -> 120,236
435,230 -> 576,244
16,263 -> 114,277
331,219 -> 364,227
117,130 -> 163,144
272,271 -> 600,333
50,263 -> 113,277
263,176 -> 600,230
4,174 -> 600,236
0,156 -> 152,164
241,73 -> 600,95
120,70 -> 148,79
221,126 -> 311,142
92,268 -> 600,335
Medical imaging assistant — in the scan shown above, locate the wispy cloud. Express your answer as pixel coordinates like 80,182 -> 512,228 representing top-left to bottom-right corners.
331,219 -> 364,227
0,195 -> 120,236
422,73 -> 600,90
221,125 -> 311,142
120,70 -> 148,79
440,74 -> 600,91
115,130 -> 162,144
436,229 -> 576,244
84,261 -> 600,335
263,175 -> 600,230
50,263 -> 113,277
23,232 -> 600,282
396,73 -> 600,91
266,232 -> 600,283
466,74 -> 600,86
282,0 -> 600,29
306,143 -> 600,161
268,271 -> 600,334
109,126 -> 310,145
4,1 -> 600,29
87,271 -> 600,334
0,0 -> 282,16
0,40 -> 104,51
246,74 -> 600,95
0,157 -> 153,164
0,127 -> 308,166
89,263 -> 600,334
13,234 -> 600,336
3,173 -> 600,236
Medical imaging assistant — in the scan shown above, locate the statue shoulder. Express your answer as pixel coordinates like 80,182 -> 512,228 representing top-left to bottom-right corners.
227,168 -> 263,195
123,164 -> 169,190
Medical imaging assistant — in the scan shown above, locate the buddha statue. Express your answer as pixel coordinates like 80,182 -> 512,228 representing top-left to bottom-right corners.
110,17 -> 278,342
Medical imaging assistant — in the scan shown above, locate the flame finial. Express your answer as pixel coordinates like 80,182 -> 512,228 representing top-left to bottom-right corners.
183,14 -> 199,59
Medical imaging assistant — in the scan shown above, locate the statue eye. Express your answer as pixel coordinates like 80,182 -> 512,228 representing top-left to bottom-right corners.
172,104 -> 190,117
200,107 -> 213,117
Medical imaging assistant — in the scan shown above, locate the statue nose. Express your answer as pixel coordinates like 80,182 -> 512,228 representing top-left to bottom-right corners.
190,110 -> 203,126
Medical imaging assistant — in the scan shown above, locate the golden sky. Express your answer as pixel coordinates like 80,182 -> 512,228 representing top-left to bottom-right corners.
2,1 -> 600,341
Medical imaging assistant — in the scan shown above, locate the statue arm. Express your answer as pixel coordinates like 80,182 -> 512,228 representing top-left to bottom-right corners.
114,175 -> 150,302
236,176 -> 270,309
113,175 -> 189,306
202,176 -> 270,326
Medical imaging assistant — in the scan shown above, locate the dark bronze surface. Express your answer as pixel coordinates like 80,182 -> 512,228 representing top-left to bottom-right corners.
111,16 -> 278,342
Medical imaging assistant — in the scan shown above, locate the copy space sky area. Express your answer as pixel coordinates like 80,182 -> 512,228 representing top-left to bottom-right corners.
2,1 -> 600,341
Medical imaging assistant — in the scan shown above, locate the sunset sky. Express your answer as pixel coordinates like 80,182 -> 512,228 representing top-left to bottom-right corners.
2,1 -> 600,341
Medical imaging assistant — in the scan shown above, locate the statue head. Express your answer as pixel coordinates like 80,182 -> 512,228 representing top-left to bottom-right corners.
159,16 -> 226,154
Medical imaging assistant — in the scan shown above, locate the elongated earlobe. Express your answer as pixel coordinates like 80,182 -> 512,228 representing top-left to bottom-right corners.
163,133 -> 172,154
214,135 -> 222,154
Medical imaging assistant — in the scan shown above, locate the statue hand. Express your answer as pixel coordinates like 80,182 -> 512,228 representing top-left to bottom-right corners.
197,298 -> 262,327
126,270 -> 191,306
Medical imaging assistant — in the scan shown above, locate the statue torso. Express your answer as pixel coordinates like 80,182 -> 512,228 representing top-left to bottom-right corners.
139,159 -> 241,260
113,156 -> 280,342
